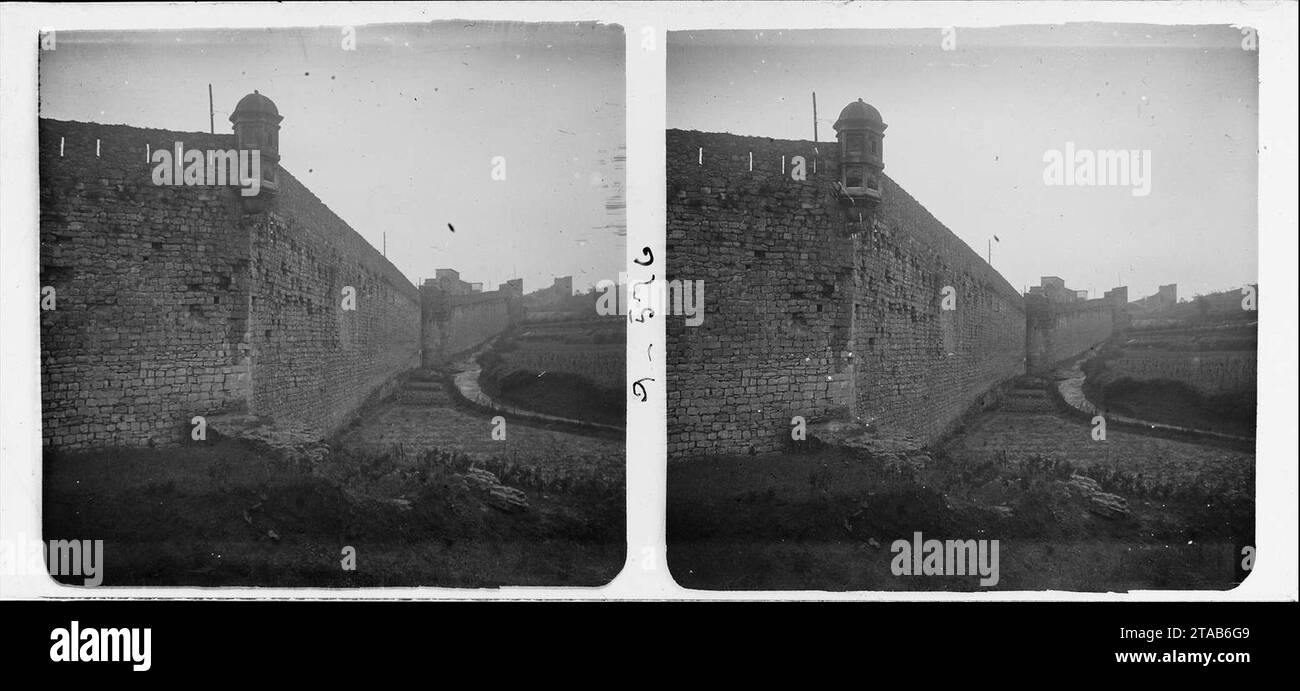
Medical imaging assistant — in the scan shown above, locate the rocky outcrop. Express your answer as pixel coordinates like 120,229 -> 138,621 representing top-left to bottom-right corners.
205,412 -> 330,465
807,420 -> 932,471
463,467 -> 529,513
1067,473 -> 1130,519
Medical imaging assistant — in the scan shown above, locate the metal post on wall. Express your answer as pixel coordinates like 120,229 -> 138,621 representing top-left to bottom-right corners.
812,91 -> 818,143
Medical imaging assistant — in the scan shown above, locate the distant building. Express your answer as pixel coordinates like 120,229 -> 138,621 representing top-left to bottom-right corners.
1103,286 -> 1129,306
1129,283 -> 1178,314
552,275 -> 573,298
430,268 -> 472,295
523,275 -> 577,309
1027,276 -> 1083,303
498,278 -> 524,297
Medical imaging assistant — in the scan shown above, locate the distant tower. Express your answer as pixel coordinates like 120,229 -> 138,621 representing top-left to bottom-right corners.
833,98 -> 886,204
230,90 -> 283,195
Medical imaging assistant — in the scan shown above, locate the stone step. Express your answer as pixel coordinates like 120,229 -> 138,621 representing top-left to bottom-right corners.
999,387 -> 1055,411
402,380 -> 443,391
392,386 -> 453,406
1000,399 -> 1054,412
406,370 -> 442,383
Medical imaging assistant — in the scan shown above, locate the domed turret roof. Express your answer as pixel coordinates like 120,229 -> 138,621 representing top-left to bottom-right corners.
230,90 -> 282,123
833,98 -> 884,131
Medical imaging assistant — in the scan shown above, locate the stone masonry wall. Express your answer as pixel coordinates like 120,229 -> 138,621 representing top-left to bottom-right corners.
422,289 -> 512,367
666,130 -> 1025,460
39,119 -> 421,450
246,169 -> 421,438
39,120 -> 252,449
1026,295 -> 1117,374
853,175 -> 1027,443
667,131 -> 856,459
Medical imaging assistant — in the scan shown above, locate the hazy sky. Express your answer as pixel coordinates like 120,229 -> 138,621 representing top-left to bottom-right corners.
40,22 -> 625,295
668,25 -> 1258,301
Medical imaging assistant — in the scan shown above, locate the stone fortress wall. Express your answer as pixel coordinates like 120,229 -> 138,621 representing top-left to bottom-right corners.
665,95 -> 1140,461
666,131 -> 857,459
40,120 -> 257,449
666,129 -> 1031,459
42,85 -> 604,457
39,118 -> 423,449
37,88 -> 602,451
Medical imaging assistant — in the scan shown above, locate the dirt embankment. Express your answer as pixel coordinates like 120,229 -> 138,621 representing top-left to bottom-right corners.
668,439 -> 1252,591
1082,329 -> 1256,438
43,437 -> 625,587
478,320 -> 625,427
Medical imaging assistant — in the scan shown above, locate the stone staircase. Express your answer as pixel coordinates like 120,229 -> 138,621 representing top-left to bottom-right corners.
999,377 -> 1055,413
391,370 -> 455,407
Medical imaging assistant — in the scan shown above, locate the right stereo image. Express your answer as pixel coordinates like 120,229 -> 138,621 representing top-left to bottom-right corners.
664,26 -> 1258,591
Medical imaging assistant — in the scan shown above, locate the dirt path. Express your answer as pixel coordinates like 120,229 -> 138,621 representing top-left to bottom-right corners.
334,371 -> 622,480
941,410 -> 1254,493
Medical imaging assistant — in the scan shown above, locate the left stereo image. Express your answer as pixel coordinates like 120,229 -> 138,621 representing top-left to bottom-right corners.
37,23 -> 627,587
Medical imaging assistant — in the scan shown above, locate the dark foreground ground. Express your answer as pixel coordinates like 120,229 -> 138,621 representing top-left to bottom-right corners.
44,374 -> 625,588
45,439 -> 624,588
668,405 -> 1254,592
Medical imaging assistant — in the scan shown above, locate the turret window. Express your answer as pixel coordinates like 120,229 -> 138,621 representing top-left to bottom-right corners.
846,133 -> 865,157
845,165 -> 865,189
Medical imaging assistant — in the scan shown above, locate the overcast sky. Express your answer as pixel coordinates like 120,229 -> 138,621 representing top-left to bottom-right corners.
668,24 -> 1258,301
40,22 -> 625,295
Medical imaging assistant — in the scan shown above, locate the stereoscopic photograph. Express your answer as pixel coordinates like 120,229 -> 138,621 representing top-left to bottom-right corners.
665,25 -> 1258,591
38,21 -> 627,587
